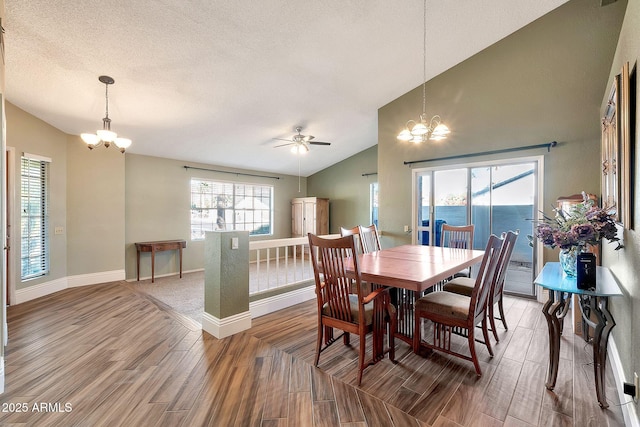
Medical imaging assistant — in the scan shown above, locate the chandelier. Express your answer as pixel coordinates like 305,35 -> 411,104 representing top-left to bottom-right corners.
397,0 -> 450,144
81,75 -> 132,153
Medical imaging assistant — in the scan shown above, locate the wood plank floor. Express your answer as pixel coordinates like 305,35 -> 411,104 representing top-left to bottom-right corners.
0,281 -> 626,426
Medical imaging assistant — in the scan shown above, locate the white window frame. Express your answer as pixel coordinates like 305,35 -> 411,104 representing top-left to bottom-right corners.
190,178 -> 274,240
20,153 -> 51,280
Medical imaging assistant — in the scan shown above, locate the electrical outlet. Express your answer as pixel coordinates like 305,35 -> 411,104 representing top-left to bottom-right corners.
635,372 -> 639,403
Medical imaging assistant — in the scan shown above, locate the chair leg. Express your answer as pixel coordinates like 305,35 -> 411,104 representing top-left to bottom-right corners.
357,334 -> 366,386
489,303 -> 500,343
468,328 -> 482,377
343,332 -> 350,345
498,297 -> 508,330
481,316 -> 494,357
315,322 -> 324,367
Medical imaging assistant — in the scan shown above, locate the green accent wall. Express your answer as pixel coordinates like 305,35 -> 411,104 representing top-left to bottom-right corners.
307,145 -> 377,234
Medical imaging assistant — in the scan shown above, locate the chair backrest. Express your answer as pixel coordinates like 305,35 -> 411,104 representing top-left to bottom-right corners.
340,226 -> 364,255
308,233 -> 364,323
358,224 -> 381,253
491,230 -> 519,303
441,224 -> 474,249
468,234 -> 503,320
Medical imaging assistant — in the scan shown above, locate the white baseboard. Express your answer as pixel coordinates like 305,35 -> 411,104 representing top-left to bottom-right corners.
249,285 -> 316,318
609,336 -> 639,427
14,270 -> 125,304
202,310 -> 252,339
67,270 -> 125,288
15,277 -> 68,304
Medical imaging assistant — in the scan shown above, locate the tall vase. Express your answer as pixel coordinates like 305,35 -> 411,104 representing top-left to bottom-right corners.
559,245 -> 583,276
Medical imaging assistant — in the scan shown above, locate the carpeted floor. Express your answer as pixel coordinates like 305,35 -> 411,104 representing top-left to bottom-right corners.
128,258 -> 315,324
128,271 -> 205,323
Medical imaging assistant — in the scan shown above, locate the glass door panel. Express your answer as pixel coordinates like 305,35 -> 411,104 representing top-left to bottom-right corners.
490,163 -> 536,296
433,169 -> 468,246
415,160 -> 539,297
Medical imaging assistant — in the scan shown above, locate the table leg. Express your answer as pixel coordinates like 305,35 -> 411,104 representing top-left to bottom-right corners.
542,290 -> 569,390
179,246 -> 183,279
579,295 -> 615,408
136,249 -> 140,281
151,247 -> 155,283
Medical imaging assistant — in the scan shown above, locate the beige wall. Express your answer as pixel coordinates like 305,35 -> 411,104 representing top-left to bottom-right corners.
307,145 -> 377,234
124,153 -> 306,280
66,134 -> 125,276
601,0 -> 640,414
5,103 -> 69,289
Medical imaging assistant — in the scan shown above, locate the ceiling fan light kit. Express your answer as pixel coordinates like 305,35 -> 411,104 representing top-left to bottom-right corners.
273,126 -> 331,155
397,0 -> 450,144
273,126 -> 331,192
81,75 -> 132,153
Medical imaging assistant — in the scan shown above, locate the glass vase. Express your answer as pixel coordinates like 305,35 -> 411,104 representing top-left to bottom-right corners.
559,245 -> 584,277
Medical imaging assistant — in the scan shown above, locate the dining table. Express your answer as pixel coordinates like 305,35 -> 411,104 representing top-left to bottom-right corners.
345,244 -> 485,346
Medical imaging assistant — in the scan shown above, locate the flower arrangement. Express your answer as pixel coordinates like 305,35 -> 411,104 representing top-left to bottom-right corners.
531,193 -> 622,251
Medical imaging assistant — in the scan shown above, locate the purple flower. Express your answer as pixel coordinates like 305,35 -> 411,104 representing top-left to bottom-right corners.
571,223 -> 596,243
553,231 -> 579,249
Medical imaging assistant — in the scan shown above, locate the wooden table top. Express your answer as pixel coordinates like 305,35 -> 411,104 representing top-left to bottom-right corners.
347,245 -> 485,293
135,240 -> 187,250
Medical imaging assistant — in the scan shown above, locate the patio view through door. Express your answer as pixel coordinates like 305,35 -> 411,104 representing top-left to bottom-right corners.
414,158 -> 541,297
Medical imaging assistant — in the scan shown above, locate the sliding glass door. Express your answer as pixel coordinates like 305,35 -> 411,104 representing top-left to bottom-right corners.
414,158 -> 541,297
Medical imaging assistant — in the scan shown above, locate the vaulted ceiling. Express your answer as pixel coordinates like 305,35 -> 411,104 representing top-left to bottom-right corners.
5,0 -> 569,176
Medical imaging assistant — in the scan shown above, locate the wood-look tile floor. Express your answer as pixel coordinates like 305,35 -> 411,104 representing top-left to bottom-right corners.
0,281 -> 626,426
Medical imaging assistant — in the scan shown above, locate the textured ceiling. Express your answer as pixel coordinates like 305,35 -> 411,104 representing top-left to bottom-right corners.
5,0 -> 568,176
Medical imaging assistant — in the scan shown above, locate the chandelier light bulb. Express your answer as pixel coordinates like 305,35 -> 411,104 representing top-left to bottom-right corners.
397,129 -> 412,141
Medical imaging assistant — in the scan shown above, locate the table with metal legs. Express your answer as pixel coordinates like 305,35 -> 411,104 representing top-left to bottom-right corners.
534,262 -> 622,408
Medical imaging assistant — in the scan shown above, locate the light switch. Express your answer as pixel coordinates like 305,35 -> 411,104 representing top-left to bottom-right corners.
54,226 -> 64,235
231,237 -> 239,249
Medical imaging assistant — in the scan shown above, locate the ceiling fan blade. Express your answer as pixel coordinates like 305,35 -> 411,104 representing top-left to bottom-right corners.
274,142 -> 295,148
273,137 -> 293,142
309,141 -> 331,146
303,135 -> 315,142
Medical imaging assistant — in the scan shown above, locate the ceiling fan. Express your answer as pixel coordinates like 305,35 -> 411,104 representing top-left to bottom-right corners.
274,126 -> 331,154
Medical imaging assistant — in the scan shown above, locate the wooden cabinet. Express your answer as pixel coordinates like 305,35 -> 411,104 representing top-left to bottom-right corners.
292,197 -> 329,237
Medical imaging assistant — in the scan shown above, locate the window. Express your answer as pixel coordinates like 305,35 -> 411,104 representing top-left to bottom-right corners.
21,155 -> 50,280
190,179 -> 273,240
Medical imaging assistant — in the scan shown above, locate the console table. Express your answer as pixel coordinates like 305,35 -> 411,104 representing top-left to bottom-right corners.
534,262 -> 622,408
135,240 -> 187,283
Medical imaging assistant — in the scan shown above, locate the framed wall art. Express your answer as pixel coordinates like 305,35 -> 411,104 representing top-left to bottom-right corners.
602,61 -> 633,229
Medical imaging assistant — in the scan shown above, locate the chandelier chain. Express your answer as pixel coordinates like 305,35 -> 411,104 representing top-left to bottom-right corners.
422,0 -> 426,116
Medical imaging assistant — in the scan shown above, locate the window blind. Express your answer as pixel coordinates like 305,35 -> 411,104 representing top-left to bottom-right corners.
21,156 -> 49,279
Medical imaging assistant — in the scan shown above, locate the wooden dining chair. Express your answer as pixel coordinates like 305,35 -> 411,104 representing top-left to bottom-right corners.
443,230 -> 519,342
308,233 -> 396,385
340,226 -> 365,254
441,224 -> 475,277
358,224 -> 382,253
413,234 -> 503,376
